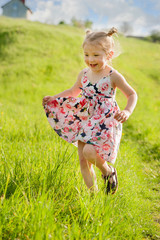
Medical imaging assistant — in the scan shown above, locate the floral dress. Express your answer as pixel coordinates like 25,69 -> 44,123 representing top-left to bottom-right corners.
44,68 -> 122,164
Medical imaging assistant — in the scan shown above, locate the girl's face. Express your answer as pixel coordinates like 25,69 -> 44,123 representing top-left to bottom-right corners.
83,42 -> 108,72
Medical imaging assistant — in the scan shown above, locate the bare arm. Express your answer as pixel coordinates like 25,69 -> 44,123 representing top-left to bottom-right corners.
112,71 -> 138,123
42,70 -> 83,106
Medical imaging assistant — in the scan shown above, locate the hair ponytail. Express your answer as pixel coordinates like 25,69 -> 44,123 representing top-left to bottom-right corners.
85,29 -> 92,36
107,27 -> 118,37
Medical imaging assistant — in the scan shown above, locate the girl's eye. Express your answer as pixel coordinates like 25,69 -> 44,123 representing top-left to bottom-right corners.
85,54 -> 88,57
94,55 -> 99,57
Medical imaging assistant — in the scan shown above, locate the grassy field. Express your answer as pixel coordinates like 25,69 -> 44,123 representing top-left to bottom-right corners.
0,16 -> 160,240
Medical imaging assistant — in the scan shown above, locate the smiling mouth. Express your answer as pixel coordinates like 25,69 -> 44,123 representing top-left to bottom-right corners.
90,64 -> 97,67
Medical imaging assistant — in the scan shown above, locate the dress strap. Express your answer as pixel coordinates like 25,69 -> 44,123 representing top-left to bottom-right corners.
83,68 -> 89,75
108,68 -> 114,76
109,68 -> 119,76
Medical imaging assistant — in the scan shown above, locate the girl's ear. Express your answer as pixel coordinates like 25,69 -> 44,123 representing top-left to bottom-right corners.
107,51 -> 114,60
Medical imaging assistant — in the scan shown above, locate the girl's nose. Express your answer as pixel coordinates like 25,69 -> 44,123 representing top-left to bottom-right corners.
89,57 -> 94,62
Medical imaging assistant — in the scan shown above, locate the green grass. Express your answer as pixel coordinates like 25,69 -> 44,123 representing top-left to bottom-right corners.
0,16 -> 160,239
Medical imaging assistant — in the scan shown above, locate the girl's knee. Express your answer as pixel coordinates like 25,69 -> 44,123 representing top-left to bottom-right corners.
83,144 -> 96,161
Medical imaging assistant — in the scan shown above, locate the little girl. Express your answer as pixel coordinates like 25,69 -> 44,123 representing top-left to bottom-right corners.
42,27 -> 137,194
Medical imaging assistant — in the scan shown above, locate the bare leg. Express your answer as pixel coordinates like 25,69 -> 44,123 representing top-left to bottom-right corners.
82,144 -> 112,176
78,141 -> 98,192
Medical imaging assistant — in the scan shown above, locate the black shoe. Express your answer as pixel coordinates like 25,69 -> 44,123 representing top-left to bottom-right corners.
102,165 -> 118,195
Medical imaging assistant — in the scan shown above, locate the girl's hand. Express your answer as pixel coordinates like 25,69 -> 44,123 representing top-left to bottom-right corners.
42,96 -> 55,107
114,110 -> 131,123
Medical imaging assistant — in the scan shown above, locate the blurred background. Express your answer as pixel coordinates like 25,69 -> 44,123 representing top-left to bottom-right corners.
0,0 -> 160,40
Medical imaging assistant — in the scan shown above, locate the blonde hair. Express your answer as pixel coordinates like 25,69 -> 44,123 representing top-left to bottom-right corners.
82,27 -> 121,59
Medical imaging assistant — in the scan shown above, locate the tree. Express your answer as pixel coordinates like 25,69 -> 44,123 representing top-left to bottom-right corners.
58,20 -> 66,25
84,19 -> 92,29
71,17 -> 83,28
149,30 -> 160,43
120,22 -> 133,36
71,17 -> 93,29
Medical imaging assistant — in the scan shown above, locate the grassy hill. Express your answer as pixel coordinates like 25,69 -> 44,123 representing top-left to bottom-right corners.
0,16 -> 160,239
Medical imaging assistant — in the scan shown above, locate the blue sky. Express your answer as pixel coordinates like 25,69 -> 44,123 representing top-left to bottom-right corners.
0,0 -> 160,36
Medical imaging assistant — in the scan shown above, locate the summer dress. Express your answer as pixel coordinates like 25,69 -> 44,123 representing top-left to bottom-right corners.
44,68 -> 122,164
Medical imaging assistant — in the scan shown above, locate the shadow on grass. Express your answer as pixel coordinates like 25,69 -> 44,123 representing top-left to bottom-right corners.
0,31 -> 14,59
0,27 -> 24,60
149,73 -> 160,84
123,122 -> 160,163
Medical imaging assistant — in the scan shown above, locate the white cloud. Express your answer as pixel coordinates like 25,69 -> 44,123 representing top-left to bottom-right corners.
28,0 -> 160,35
29,0 -> 88,24
0,0 -> 160,35
86,0 -> 160,35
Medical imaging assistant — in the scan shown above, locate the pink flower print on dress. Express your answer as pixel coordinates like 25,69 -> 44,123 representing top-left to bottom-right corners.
60,108 -> 66,114
105,101 -> 112,108
93,126 -> 100,132
92,136 -> 98,141
65,103 -> 72,109
100,119 -> 105,125
62,101 -> 72,110
83,76 -> 88,84
103,144 -> 110,152
81,116 -> 88,121
48,99 -> 59,108
64,127 -> 70,133
64,115 -> 75,125
80,98 -> 87,107
100,83 -> 109,93
55,125 -> 59,130
109,122 -> 113,128
86,85 -> 95,95
69,97 -> 77,103
101,129 -> 108,140
70,124 -> 79,132
93,114 -> 102,120
107,131 -> 113,141
97,108 -> 104,115
68,115 -> 74,121
97,78 -> 109,92
87,120 -> 94,127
